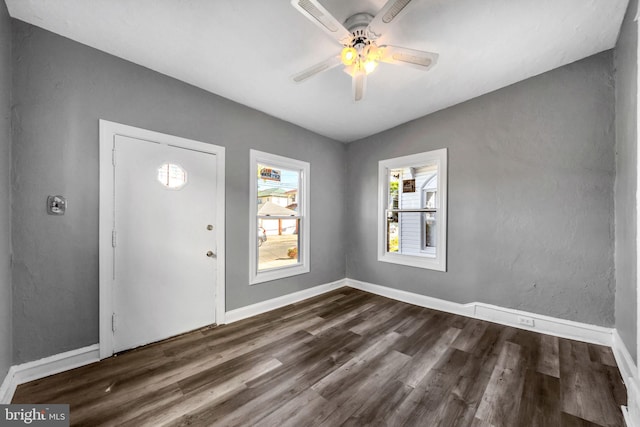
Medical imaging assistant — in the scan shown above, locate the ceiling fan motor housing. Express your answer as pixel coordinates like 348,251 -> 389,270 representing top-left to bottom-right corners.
344,13 -> 376,48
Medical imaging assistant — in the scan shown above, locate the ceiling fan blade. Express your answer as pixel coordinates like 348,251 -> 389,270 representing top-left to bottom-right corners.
291,0 -> 352,44
379,45 -> 439,71
352,71 -> 367,102
367,0 -> 415,38
291,55 -> 341,83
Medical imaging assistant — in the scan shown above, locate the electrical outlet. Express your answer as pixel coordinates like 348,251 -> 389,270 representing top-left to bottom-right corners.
517,316 -> 535,327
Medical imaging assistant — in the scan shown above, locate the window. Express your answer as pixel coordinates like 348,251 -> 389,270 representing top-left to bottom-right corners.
250,150 -> 310,284
157,163 -> 187,189
378,148 -> 447,271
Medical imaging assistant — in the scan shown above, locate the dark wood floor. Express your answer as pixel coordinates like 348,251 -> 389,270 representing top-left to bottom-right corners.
14,288 -> 626,426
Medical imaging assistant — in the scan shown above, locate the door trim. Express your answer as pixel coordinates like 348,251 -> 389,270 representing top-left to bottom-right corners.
98,120 -> 226,359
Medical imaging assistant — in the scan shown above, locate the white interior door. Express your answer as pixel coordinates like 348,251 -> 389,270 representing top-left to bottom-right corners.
113,135 -> 217,353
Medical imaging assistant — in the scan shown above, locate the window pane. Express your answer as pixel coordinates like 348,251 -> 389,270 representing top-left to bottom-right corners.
387,212 -> 437,258
157,163 -> 187,189
258,218 -> 300,271
396,211 -> 435,257
389,170 -> 401,210
424,212 -> 436,253
257,163 -> 300,216
385,161 -> 438,259
386,212 -> 399,253
424,191 -> 436,209
256,162 -> 301,271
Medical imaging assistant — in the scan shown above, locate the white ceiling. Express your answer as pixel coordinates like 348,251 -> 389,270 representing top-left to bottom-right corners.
6,0 -> 629,142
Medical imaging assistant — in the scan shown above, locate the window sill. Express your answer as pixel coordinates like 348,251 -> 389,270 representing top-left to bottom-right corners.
378,252 -> 446,272
250,264 -> 310,285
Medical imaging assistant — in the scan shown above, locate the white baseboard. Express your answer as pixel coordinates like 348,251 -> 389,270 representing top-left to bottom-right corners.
346,278 -> 613,346
0,344 -> 100,404
613,330 -> 637,388
472,303 -> 612,346
0,366 -> 15,404
623,406 -> 635,427
346,278 -> 476,318
224,279 -> 347,324
612,330 -> 640,426
623,379 -> 640,427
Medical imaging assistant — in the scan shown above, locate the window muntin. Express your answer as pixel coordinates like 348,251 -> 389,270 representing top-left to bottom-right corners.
378,149 -> 447,271
250,150 -> 310,284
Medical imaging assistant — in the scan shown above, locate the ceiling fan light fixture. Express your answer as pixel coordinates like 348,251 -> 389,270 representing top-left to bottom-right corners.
364,59 -> 378,74
341,47 -> 357,66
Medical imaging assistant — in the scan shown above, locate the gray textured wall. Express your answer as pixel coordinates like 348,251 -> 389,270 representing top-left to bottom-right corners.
614,0 -> 638,363
11,20 -> 346,364
0,1 -> 12,380
346,52 -> 617,327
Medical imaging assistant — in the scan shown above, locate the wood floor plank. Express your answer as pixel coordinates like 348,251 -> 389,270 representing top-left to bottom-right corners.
304,302 -> 376,335
347,300 -> 408,335
12,288 -> 626,427
336,298 -> 398,332
432,373 -> 484,427
343,379 -> 413,426
451,319 -> 489,353
314,350 -> 412,426
387,348 -> 469,426
411,348 -> 471,425
515,370 -> 561,427
311,332 -> 404,399
474,341 -> 526,427
396,326 -> 462,388
588,342 -> 618,367
561,412 -> 607,427
279,292 -> 349,320
251,388 -> 332,427
394,312 -> 453,357
560,339 -> 625,427
537,334 -> 560,378
74,382 -> 185,426
602,364 -> 628,407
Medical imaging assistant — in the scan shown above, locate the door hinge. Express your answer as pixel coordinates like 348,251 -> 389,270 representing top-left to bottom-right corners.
112,148 -> 116,166
112,230 -> 117,248
111,313 -> 116,333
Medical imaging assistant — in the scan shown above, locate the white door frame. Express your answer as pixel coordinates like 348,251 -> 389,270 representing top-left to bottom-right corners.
635,11 -> 640,419
98,120 -> 226,359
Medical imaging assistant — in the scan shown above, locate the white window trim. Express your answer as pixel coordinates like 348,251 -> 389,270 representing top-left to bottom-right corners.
249,149 -> 310,284
377,148 -> 448,271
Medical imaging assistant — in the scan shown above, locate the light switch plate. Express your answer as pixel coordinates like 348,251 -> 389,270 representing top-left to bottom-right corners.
47,195 -> 67,215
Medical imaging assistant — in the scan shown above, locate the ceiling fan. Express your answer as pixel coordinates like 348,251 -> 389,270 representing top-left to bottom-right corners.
290,0 -> 439,102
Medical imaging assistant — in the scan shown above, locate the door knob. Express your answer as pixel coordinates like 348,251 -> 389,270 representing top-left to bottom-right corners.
206,251 -> 216,258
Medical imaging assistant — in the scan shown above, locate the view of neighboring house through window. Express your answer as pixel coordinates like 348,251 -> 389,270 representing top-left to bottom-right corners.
250,150 -> 310,284
378,148 -> 447,271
